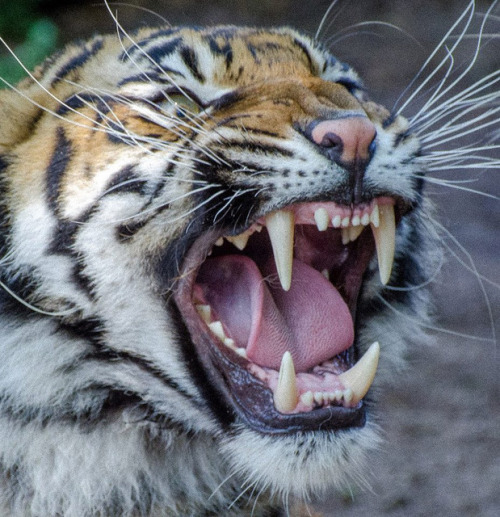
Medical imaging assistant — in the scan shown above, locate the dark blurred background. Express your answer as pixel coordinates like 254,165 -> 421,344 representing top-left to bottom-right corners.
1,1 -> 498,515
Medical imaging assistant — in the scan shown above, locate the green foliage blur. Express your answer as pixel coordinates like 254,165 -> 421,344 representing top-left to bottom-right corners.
0,0 -> 58,87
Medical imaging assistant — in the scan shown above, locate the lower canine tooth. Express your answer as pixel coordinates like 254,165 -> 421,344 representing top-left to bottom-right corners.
338,341 -> 380,405
274,351 -> 299,413
371,204 -> 395,285
265,210 -> 295,291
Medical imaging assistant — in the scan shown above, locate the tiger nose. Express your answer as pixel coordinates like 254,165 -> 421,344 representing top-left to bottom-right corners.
309,116 -> 377,165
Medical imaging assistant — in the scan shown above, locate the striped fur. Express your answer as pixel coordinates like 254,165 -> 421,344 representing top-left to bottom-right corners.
0,12 -> 496,516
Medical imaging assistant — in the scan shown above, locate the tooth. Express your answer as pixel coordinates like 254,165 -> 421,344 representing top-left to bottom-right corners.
223,337 -> 235,349
300,391 -> 314,406
196,304 -> 211,323
226,232 -> 250,250
370,204 -> 380,228
314,207 -> 329,231
361,213 -> 370,226
314,392 -> 324,405
341,216 -> 350,228
343,388 -> 354,405
348,225 -> 364,243
235,347 -> 248,358
265,210 -> 294,291
338,341 -> 380,405
351,214 -> 361,226
321,269 -> 330,281
274,351 -> 299,413
334,389 -> 343,402
371,204 -> 395,285
332,215 -> 342,228
215,237 -> 224,246
208,321 -> 226,341
341,228 -> 350,245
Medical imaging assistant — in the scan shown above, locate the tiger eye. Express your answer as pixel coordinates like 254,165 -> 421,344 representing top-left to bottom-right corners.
168,93 -> 202,116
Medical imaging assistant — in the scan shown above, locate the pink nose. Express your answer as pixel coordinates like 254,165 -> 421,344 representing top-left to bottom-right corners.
310,116 -> 376,165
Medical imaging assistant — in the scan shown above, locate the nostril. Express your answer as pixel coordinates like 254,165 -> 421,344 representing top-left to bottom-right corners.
307,117 -> 376,165
319,132 -> 343,151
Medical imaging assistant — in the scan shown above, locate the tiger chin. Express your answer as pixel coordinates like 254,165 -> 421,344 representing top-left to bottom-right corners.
0,9 -> 494,516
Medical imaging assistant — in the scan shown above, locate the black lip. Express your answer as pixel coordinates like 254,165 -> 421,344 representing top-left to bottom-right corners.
173,226 -> 367,435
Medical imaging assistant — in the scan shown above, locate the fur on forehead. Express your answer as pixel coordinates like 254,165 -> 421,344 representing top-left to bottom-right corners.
119,25 -> 360,92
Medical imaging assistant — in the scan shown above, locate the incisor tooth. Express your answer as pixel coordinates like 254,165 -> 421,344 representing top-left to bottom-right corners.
274,351 -> 299,413
371,204 -> 395,285
338,341 -> 380,406
314,207 -> 329,231
265,210 -> 294,291
226,232 -> 250,250
208,321 -> 226,341
196,304 -> 211,323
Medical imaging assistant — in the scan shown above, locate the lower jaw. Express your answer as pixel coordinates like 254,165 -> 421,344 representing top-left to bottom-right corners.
173,232 -> 367,435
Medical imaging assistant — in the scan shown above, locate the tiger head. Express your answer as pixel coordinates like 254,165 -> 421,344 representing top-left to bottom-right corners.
0,26 -> 434,514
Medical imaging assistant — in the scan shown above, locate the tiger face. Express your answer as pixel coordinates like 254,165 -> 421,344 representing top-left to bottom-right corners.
0,23 -> 456,516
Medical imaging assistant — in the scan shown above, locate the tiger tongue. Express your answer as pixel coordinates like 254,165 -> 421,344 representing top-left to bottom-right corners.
196,255 -> 353,372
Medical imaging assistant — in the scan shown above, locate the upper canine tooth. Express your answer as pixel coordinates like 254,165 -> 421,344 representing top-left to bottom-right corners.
314,207 -> 329,231
226,232 -> 250,250
370,204 -> 395,285
274,351 -> 299,413
370,204 -> 380,228
265,210 -> 295,291
338,341 -> 380,406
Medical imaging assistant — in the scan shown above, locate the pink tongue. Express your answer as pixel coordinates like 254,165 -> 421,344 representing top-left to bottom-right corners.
196,255 -> 353,372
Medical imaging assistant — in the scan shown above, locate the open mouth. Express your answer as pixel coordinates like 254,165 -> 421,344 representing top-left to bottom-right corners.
174,198 -> 396,433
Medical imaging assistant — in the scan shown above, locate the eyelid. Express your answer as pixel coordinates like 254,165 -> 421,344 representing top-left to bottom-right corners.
153,88 -> 205,109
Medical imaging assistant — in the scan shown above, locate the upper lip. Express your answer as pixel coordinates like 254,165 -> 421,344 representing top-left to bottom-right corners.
172,197 -> 398,434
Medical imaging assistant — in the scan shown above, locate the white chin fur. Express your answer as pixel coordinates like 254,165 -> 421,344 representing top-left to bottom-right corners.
220,423 -> 381,502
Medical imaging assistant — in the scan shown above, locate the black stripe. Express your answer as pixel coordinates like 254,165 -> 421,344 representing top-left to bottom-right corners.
180,46 -> 205,83
81,342 -> 198,403
0,154 -> 10,257
52,39 -> 104,86
145,37 -> 182,63
46,127 -> 72,215
206,36 -> 233,69
293,37 -> 314,72
169,302 -> 236,429
121,27 -> 182,60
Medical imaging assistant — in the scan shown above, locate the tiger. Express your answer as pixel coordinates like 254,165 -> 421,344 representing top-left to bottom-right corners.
0,1 -> 497,516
